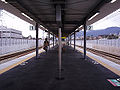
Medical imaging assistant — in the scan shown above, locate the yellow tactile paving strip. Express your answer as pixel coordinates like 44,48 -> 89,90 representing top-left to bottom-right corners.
0,49 -> 44,75
75,46 -> 120,76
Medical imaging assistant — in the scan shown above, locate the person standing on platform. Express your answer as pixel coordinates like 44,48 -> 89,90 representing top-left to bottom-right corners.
43,38 -> 49,52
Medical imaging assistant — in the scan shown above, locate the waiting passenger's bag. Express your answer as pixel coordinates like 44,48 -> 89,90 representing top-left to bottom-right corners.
43,47 -> 45,50
43,46 -> 47,50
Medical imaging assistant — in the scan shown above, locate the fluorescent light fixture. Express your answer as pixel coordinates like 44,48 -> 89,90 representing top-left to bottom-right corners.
75,28 -> 78,31
88,12 -> 99,21
110,0 -> 116,3
40,25 -> 44,28
21,13 -> 33,21
75,25 -> 83,31
78,25 -> 83,28
39,25 -> 48,31
1,0 -> 8,3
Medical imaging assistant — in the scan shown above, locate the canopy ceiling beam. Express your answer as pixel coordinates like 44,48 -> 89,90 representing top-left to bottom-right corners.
72,0 -> 112,33
6,0 -> 53,32
42,21 -> 83,24
34,13 -> 86,16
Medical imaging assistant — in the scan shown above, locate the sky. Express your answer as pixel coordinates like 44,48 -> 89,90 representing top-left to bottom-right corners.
92,8 -> 120,30
0,10 -> 47,38
0,8 -> 120,37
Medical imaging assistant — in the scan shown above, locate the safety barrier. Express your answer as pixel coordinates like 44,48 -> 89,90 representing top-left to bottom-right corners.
72,39 -> 120,56
0,38 -> 44,55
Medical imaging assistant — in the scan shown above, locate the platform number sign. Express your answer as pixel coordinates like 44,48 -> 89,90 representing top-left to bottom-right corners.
29,25 -> 35,30
87,25 -> 93,30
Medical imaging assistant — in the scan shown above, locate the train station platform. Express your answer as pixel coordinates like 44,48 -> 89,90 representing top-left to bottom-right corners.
0,46 -> 120,90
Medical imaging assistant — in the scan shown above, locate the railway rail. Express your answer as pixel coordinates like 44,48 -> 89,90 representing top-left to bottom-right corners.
1,44 -> 120,62
0,47 -> 42,61
75,45 -> 120,61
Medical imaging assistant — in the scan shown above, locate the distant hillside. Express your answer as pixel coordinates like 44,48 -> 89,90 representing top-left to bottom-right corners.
76,27 -> 120,37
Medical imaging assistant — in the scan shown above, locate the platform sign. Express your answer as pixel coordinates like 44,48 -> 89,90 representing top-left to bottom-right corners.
61,37 -> 66,39
29,25 -> 35,30
107,79 -> 120,86
87,25 -> 93,30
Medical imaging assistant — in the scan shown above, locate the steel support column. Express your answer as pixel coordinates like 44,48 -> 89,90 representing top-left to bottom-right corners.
68,35 -> 70,45
36,23 -> 39,59
58,28 -> 62,79
74,32 -> 76,50
53,34 -> 54,47
83,21 -> 87,59
70,35 -> 71,46
56,4 -> 64,80
48,32 -> 50,49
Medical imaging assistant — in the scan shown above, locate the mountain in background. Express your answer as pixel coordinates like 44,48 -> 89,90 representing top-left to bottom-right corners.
76,27 -> 120,37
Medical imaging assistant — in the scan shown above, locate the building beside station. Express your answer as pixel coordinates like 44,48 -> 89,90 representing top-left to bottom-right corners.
0,26 -> 23,38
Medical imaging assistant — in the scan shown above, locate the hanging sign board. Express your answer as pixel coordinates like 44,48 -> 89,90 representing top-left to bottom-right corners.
29,25 -> 35,30
87,25 -> 93,30
61,37 -> 66,39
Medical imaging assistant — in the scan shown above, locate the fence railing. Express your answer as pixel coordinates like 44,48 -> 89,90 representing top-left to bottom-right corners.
0,38 -> 44,55
72,39 -> 120,56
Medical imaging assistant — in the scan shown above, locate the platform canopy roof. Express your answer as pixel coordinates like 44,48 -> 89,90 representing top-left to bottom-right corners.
6,0 -> 120,36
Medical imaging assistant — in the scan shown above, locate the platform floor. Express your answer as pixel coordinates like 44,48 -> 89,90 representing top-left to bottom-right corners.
0,46 -> 119,90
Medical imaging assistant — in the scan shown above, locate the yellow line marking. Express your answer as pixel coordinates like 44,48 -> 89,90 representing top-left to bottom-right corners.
88,55 -> 120,76
75,46 -> 120,76
2,45 -> 119,76
0,49 -> 44,75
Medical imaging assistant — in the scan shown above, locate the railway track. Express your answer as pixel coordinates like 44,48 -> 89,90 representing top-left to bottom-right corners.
76,45 -> 120,60
0,47 -> 42,61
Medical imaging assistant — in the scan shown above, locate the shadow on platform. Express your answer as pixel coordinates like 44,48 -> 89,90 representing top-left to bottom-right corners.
0,45 -> 119,90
